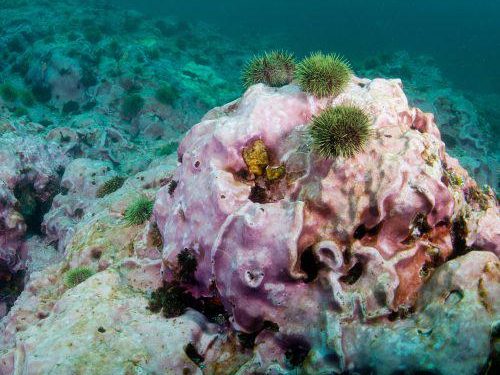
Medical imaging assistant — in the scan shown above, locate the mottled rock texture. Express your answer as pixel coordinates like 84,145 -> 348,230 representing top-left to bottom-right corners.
154,79 -> 499,373
0,77 -> 498,374
0,134 -> 67,277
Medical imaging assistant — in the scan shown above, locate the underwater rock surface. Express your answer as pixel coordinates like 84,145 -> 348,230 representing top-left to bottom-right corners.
0,77 -> 498,373
0,1 -> 498,373
360,52 -> 499,190
154,78 -> 499,373
0,0 -> 262,323
0,134 -> 67,277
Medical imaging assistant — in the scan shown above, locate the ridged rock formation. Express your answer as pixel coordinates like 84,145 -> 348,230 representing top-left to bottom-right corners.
1,77 -> 498,374
154,78 -> 499,373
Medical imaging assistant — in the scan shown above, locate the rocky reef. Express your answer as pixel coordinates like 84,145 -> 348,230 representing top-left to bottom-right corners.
359,52 -> 499,190
0,1 -> 498,374
154,78 -> 499,373
0,0 -> 264,320
1,72 -> 498,373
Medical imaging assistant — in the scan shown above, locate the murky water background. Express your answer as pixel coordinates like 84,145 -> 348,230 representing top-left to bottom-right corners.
115,0 -> 500,94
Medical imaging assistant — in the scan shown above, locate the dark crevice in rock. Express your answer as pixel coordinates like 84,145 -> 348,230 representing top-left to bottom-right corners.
74,207 -> 84,219
353,224 -> 368,239
412,212 -> 432,235
300,246 -> 321,283
401,212 -> 432,245
0,269 -> 25,313
248,185 -> 267,203
13,180 -> 56,235
247,177 -> 285,203
284,338 -> 311,367
236,331 -> 258,349
184,343 -> 204,367
449,215 -> 471,259
196,296 -> 229,325
387,305 -> 415,321
167,180 -> 178,196
367,222 -> 383,237
234,168 -> 251,181
339,261 -> 364,285
237,320 -> 280,349
353,221 -> 384,241
60,186 -> 69,196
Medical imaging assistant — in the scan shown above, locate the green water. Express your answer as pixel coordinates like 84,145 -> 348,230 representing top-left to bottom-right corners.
112,0 -> 499,189
116,0 -> 500,94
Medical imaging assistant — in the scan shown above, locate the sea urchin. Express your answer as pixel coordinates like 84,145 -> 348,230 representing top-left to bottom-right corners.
96,176 -> 126,198
64,266 -> 95,288
124,195 -> 154,225
296,52 -> 352,97
242,50 -> 296,88
309,105 -> 371,159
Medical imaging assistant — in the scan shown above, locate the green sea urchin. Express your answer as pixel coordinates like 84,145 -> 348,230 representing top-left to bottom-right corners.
121,93 -> 144,119
124,195 -> 154,225
96,176 -> 126,198
155,83 -> 179,106
309,105 -> 371,159
0,83 -> 18,102
242,50 -> 296,88
296,52 -> 352,97
64,266 -> 95,288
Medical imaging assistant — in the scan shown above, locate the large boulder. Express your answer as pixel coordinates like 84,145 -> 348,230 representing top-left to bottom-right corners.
1,76 -> 498,375
154,78 -> 499,372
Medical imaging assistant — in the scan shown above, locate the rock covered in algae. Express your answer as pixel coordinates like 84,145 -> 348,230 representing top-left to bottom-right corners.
0,271 -> 228,374
154,78 -> 499,373
0,134 -> 68,278
0,76 -> 498,374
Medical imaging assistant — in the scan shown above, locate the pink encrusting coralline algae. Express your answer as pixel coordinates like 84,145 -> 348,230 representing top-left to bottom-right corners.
154,78 -> 499,373
0,76 -> 498,375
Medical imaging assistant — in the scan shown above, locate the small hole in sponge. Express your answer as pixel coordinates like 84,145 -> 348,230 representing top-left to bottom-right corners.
300,247 -> 321,283
353,222 -> 383,240
339,261 -> 363,285
353,224 -> 367,239
248,185 -> 267,203
184,343 -> 204,367
285,338 -> 311,367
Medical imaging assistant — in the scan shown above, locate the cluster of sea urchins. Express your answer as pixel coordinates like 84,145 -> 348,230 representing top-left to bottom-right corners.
242,51 -> 372,159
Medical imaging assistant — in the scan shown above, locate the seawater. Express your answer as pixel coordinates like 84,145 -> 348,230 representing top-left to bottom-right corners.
116,0 -> 500,188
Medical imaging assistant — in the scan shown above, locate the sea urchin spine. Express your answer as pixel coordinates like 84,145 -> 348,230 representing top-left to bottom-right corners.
64,266 -> 95,288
